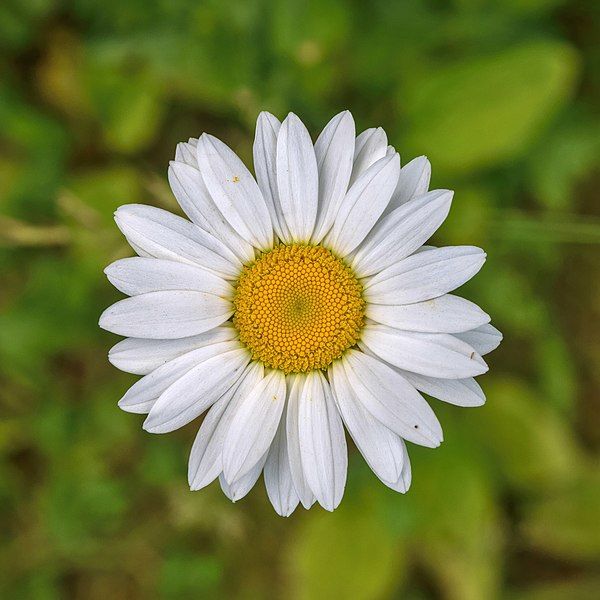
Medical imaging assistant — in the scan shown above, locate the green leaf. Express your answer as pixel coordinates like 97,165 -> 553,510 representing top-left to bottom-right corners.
160,552 -> 222,598
85,60 -> 165,154
406,441 -> 503,600
288,489 -> 405,600
528,116 -> 600,211
402,41 -> 580,173
521,470 -> 600,562
470,377 -> 583,491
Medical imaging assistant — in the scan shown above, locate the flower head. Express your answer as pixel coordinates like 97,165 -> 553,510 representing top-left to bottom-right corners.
100,111 -> 502,515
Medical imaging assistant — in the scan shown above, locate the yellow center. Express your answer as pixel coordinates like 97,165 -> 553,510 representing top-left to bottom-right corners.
233,244 -> 365,373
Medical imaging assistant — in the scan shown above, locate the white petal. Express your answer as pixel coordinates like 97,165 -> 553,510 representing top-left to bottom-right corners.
365,246 -> 486,305
253,111 -> 289,241
187,392 -> 234,490
117,343 -> 233,414
343,350 -> 443,447
366,294 -> 490,333
219,452 -> 267,502
325,153 -> 400,256
114,204 -> 242,279
168,161 -> 254,262
286,376 -> 317,508
384,155 -> 431,214
352,189 -> 453,276
455,323 -> 503,355
143,345 -> 250,433
361,324 -> 488,379
264,408 -> 300,517
105,257 -> 232,298
222,369 -> 286,483
311,111 -> 356,243
383,440 -> 412,493
276,113 -> 319,243
196,133 -> 273,249
297,371 -> 347,511
400,371 -> 486,407
329,361 -> 406,484
174,141 -> 198,167
350,127 -> 388,185
188,363 -> 264,490
99,290 -> 232,339
109,325 -> 237,375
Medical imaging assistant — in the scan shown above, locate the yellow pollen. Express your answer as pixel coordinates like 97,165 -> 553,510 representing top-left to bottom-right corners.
233,244 -> 365,374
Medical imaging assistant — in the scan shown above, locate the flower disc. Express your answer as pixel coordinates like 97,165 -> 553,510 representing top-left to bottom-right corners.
233,244 -> 365,373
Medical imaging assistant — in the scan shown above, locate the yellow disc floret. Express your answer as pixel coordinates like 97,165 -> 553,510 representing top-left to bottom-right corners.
233,244 -> 365,373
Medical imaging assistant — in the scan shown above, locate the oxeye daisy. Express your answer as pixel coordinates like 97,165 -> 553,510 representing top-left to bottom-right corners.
100,111 -> 502,516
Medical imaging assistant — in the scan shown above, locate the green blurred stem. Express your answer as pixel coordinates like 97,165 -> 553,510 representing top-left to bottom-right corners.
0,215 -> 70,247
493,211 -> 600,243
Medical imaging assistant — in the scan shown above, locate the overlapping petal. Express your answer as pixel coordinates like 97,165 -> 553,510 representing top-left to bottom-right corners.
276,113 -> 319,243
197,133 -> 273,249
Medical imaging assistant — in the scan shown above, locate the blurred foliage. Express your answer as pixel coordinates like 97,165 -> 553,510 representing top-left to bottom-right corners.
1,0 -> 599,598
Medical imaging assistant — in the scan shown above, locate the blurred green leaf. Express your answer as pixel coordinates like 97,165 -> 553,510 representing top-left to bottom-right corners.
402,41 -> 580,173
471,377 -> 583,491
160,552 -> 222,598
528,116 -> 600,211
289,490 -> 405,600
407,442 -> 503,600
521,470 -> 600,562
85,59 -> 165,154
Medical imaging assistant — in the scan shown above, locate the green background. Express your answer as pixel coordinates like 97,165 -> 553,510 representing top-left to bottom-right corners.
1,1 -> 599,598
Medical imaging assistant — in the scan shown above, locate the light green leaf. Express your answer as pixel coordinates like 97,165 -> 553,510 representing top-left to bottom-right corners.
402,41 -> 580,173
521,470 -> 600,562
288,489 -> 405,600
471,377 -> 583,491
407,442 -> 503,600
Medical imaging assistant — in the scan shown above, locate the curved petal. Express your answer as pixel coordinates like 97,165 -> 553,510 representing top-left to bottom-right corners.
286,376 -> 316,509
350,127 -> 388,185
253,111 -> 289,241
329,360 -> 406,484
219,452 -> 267,502
384,155 -> 431,214
343,350 -> 443,447
361,323 -> 488,379
297,371 -> 347,511
99,290 -> 232,339
383,440 -> 412,493
109,325 -> 237,375
264,406 -> 300,517
276,113 -> 319,243
365,294 -> 490,333
105,257 -> 232,298
352,189 -> 453,277
196,133 -> 273,250
188,363 -> 264,490
143,345 -> 250,433
174,141 -> 198,167
325,152 -> 400,256
455,323 -> 503,355
364,246 -> 486,305
222,369 -> 286,483
311,111 -> 356,243
115,204 -> 243,279
400,371 -> 486,407
168,161 -> 255,262
117,342 -> 237,414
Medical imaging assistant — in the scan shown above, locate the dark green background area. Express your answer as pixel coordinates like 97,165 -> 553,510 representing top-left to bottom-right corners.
1,1 -> 598,598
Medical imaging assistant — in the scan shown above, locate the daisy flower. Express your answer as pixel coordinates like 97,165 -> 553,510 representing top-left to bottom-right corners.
100,111 -> 502,516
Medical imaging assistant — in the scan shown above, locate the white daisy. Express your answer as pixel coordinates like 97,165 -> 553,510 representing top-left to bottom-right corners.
100,111 -> 502,516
